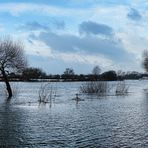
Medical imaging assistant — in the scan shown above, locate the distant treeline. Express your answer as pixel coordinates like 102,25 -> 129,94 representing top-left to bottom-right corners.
0,67 -> 146,82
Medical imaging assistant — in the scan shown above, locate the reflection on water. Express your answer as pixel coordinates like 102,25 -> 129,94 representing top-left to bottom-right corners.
0,81 -> 148,147
0,102 -> 28,147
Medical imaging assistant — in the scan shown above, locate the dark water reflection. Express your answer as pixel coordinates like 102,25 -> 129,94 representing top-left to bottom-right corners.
1,81 -> 148,147
0,102 -> 28,147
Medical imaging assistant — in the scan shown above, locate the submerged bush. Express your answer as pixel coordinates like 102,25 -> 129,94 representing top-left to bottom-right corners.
80,81 -> 129,96
80,81 -> 111,96
38,82 -> 57,104
115,81 -> 129,95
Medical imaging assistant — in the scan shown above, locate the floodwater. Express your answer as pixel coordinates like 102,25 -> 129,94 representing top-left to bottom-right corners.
0,80 -> 148,147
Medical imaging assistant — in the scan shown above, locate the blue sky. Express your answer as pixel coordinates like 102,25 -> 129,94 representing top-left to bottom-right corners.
0,0 -> 147,74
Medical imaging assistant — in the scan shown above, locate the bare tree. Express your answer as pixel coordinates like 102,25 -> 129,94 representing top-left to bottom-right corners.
142,50 -> 148,72
64,68 -> 75,76
62,68 -> 75,80
92,65 -> 101,80
92,65 -> 101,75
0,37 -> 27,99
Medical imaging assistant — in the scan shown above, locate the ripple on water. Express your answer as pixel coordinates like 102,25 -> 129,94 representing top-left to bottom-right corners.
0,81 -> 148,147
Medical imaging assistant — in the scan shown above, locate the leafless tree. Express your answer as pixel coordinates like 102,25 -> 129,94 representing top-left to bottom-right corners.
92,65 -> 101,80
63,68 -> 75,76
92,65 -> 101,75
0,37 -> 27,99
142,50 -> 148,72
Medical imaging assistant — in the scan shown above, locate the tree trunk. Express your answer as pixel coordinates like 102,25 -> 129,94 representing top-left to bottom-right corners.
1,70 -> 12,99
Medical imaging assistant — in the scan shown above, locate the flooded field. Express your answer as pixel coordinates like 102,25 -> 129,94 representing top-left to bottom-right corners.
0,80 -> 148,147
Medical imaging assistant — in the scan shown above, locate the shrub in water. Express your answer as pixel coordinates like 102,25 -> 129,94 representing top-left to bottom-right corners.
80,81 -> 111,96
38,82 -> 57,104
115,81 -> 129,96
80,81 -> 129,96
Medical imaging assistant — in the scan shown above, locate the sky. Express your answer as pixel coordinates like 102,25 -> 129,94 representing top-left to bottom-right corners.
0,0 -> 147,74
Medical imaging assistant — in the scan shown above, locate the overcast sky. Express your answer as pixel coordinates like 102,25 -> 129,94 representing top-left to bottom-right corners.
0,0 -> 147,74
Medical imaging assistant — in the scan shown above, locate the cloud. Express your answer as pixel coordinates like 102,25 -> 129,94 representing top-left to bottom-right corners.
0,2 -> 143,73
18,20 -> 66,32
52,20 -> 65,30
25,36 -> 115,72
69,0 -> 130,6
25,36 -> 135,73
0,3 -> 86,17
24,38 -> 53,58
53,51 -> 114,68
127,8 -> 142,21
27,53 -> 114,74
25,39 -> 115,72
29,29 -> 132,63
0,2 -> 128,22
79,21 -> 113,36
0,24 -> 4,32
20,21 -> 49,31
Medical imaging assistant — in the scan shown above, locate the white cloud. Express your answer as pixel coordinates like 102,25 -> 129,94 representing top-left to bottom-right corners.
0,24 -> 4,32
54,51 -> 113,66
25,39 -> 53,58
22,32 -> 115,71
24,35 -> 113,68
0,3 -> 87,17
0,2 -> 130,24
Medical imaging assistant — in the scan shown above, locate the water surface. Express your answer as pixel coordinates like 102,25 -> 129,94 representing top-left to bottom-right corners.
0,80 -> 148,147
